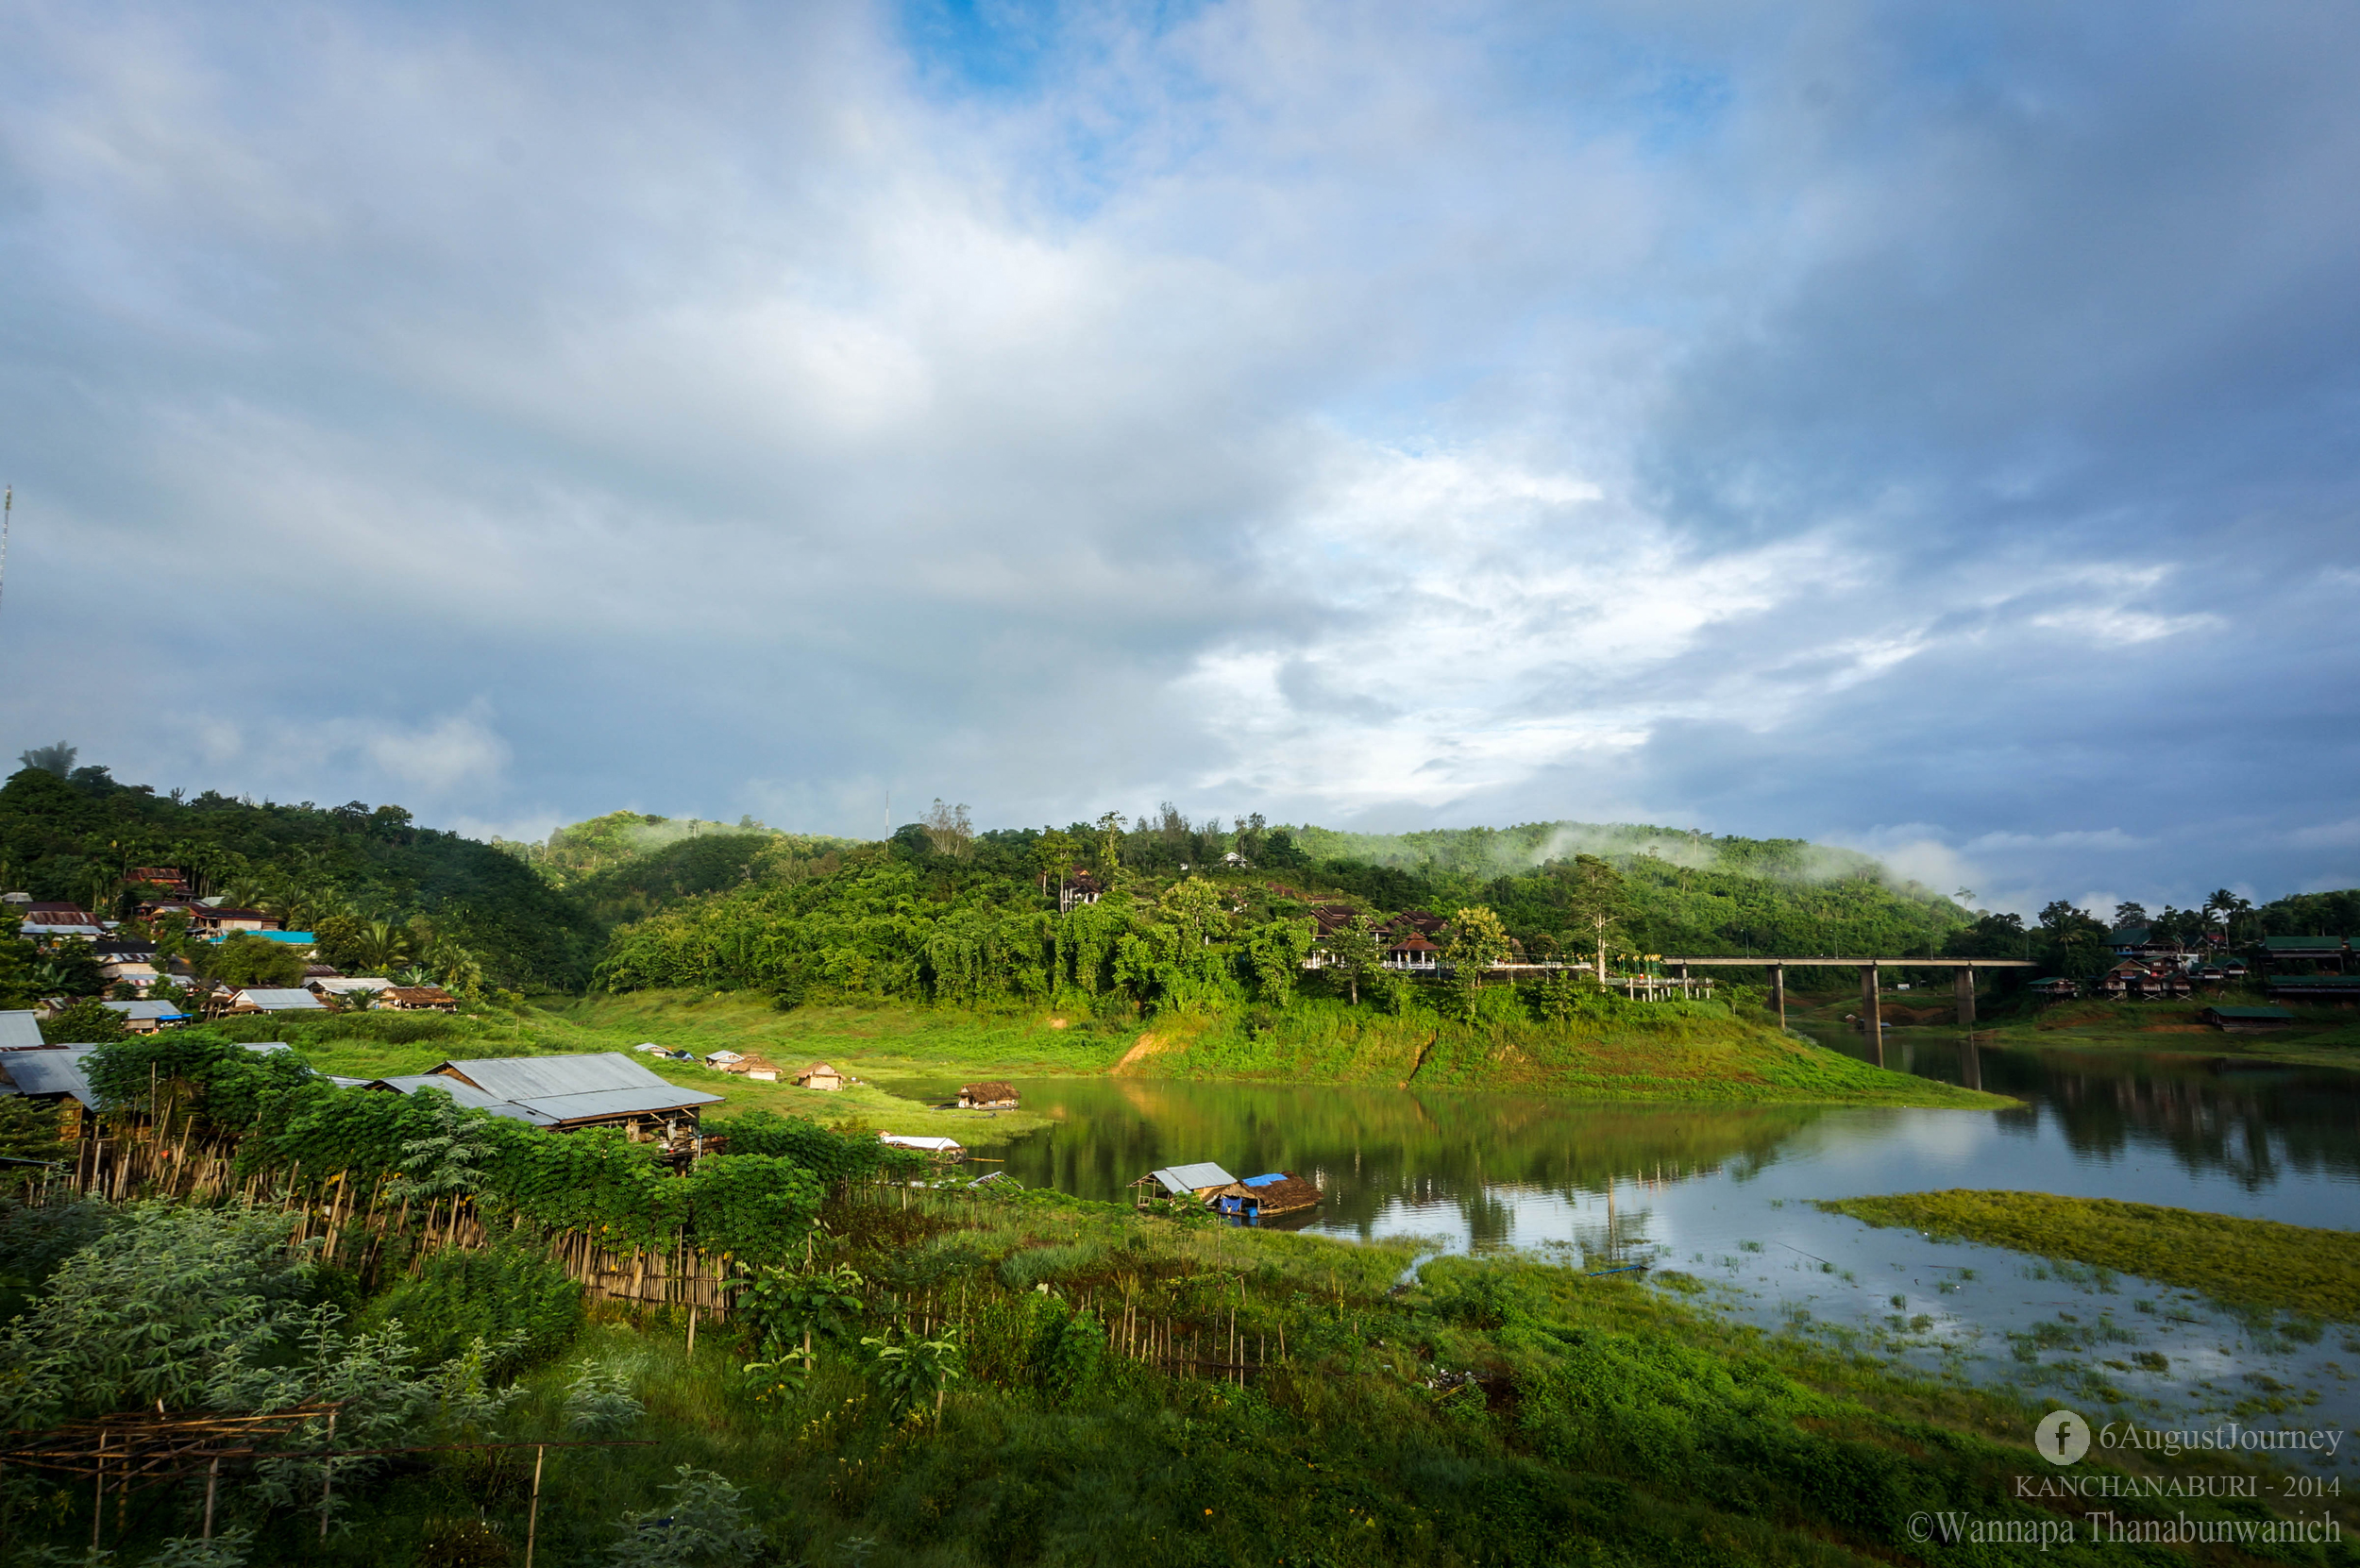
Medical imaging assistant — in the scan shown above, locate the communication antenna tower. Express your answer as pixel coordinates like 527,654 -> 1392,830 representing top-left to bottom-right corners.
0,485 -> 12,624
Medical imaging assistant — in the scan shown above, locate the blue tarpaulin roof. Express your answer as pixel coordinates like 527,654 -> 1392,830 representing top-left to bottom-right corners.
1242,1172 -> 1288,1187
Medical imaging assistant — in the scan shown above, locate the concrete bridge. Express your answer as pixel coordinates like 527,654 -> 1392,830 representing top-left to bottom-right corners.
1657,957 -> 2036,1066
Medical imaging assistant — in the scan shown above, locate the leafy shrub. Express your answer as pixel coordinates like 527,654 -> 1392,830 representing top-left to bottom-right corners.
608,1466 -> 767,1567
0,1202 -> 305,1423
0,1194 -> 113,1290
709,1109 -> 925,1182
362,1243 -> 582,1370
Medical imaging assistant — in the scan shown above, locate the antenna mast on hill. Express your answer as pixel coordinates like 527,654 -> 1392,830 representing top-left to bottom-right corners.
0,486 -> 12,626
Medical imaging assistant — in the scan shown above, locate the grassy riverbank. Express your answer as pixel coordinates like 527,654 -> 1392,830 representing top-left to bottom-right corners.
14,1183 -> 2343,1565
529,991 -> 2014,1108
1819,1190 -> 2360,1324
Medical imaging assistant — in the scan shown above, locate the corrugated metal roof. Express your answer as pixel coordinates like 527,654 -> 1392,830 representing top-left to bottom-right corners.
515,1085 -> 722,1124
237,988 -> 328,1011
0,1012 -> 42,1051
882,1134 -> 963,1153
1148,1162 -> 1236,1195
2207,1006 -> 2294,1019
0,1047 -> 98,1106
436,1053 -> 672,1101
367,1074 -> 557,1124
428,1054 -> 721,1124
103,1000 -> 189,1021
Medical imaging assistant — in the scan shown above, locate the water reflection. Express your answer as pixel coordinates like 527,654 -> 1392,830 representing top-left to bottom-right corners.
1829,1031 -> 2360,1193
931,1077 -> 1834,1248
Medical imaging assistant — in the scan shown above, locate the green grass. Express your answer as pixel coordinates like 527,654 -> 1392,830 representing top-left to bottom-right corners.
266,1001 -> 1056,1149
20,1189 -> 2343,1565
1818,1189 -> 2360,1323
532,991 -> 2013,1109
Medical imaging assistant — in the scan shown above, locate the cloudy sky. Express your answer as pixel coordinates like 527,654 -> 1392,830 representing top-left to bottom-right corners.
1,0 -> 2354,915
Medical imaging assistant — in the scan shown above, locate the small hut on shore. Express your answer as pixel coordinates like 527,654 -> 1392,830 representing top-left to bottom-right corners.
793,1062 -> 846,1090
958,1080 -> 1019,1109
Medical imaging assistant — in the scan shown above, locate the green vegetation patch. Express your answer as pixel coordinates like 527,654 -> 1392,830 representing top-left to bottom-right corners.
1819,1189 -> 2360,1323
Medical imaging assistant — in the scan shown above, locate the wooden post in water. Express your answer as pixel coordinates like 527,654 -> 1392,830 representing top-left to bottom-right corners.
1861,963 -> 1883,1067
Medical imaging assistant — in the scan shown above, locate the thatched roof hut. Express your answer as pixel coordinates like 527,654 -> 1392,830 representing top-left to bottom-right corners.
958,1080 -> 1019,1108
1206,1172 -> 1323,1220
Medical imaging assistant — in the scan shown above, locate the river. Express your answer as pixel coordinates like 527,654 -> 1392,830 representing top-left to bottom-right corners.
885,1035 -> 2360,1467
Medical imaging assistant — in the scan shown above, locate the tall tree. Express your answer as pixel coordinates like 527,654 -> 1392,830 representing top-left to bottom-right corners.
1442,906 -> 1511,987
1325,913 -> 1388,1007
1561,855 -> 1627,981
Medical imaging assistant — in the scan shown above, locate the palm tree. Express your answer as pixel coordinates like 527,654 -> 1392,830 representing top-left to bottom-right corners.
351,920 -> 413,975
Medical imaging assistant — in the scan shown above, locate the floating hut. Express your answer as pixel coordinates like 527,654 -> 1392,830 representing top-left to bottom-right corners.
958,1080 -> 1020,1109
1206,1172 -> 1323,1221
1131,1162 -> 1237,1206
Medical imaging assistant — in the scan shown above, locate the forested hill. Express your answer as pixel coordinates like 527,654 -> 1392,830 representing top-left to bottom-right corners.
1278,820 -> 1952,956
588,808 -> 1982,1009
0,764 -> 596,991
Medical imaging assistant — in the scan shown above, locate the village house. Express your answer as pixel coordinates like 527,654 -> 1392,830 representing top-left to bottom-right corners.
366,1052 -> 722,1136
1058,869 -> 1104,913
228,986 -> 329,1015
957,1080 -> 1020,1109
307,976 -> 395,1003
794,1061 -> 847,1090
1385,934 -> 1441,971
2258,934 -> 2349,973
0,1011 -> 43,1051
2266,974 -> 2360,1002
377,985 -> 460,1012
100,999 -> 191,1034
2203,1005 -> 2294,1032
183,905 -> 283,937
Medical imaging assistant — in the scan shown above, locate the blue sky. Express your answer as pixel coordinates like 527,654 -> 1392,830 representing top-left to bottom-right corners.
0,0 -> 2354,917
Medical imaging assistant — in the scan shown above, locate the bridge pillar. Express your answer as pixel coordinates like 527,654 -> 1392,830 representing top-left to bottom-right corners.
1769,964 -> 1785,1029
1959,1033 -> 1981,1092
1861,963 -> 1883,1067
1955,966 -> 1976,1027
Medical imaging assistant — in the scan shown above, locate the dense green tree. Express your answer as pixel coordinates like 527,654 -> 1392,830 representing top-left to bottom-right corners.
37,997 -> 126,1045
2036,901 -> 2113,979
192,932 -> 309,988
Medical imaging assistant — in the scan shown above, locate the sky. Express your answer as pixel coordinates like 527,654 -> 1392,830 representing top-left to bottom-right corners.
0,0 -> 2355,918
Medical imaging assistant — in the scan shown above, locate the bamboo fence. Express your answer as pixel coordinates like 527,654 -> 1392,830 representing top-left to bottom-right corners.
13,1135 -> 1290,1383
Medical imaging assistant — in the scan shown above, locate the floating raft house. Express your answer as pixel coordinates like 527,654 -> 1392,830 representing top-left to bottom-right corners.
1132,1162 -> 1237,1204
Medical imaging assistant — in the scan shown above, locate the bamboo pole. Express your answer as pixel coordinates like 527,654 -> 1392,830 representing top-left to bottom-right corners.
525,1444 -> 547,1568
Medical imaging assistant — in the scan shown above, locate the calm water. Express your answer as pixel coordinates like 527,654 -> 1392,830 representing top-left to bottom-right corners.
885,1037 -> 2360,1463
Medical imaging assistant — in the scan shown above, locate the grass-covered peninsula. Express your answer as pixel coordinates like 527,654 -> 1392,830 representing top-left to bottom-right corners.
1819,1189 -> 2360,1324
